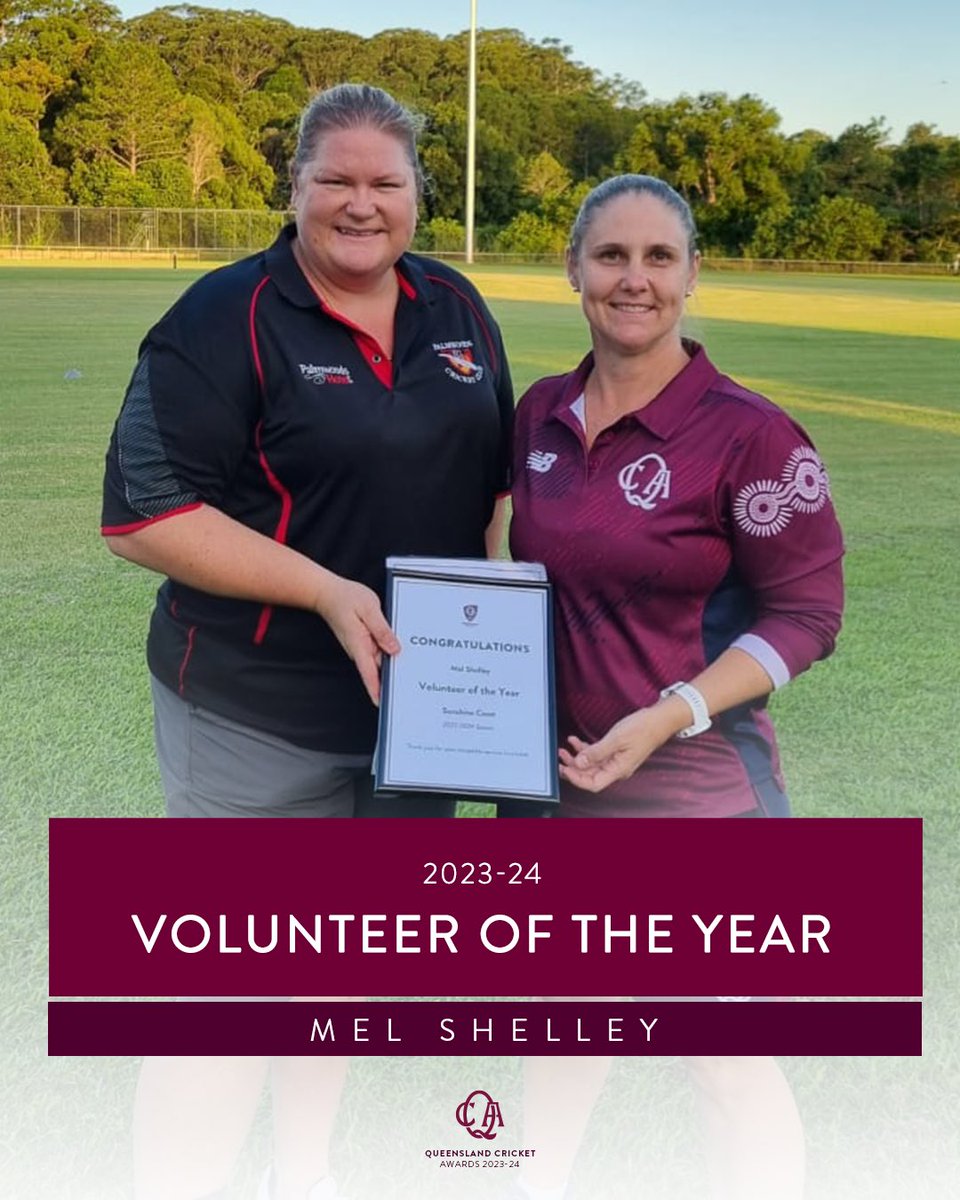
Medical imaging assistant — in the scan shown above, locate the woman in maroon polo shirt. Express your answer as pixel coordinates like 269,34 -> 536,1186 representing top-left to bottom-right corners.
510,177 -> 843,819
506,174 -> 844,1199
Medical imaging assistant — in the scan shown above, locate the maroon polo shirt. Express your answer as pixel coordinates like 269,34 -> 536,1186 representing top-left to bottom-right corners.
509,342 -> 844,817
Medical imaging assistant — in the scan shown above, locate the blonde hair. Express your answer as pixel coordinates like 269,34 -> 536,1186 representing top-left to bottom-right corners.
291,83 -> 425,195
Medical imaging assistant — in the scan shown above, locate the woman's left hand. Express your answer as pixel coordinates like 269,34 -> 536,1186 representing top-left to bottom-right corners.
558,708 -> 668,793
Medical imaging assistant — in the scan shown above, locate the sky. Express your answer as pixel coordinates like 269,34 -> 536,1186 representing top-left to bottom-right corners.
115,0 -> 959,141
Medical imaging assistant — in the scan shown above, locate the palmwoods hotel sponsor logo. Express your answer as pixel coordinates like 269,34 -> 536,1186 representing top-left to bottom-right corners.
423,1089 -> 537,1171
299,363 -> 353,386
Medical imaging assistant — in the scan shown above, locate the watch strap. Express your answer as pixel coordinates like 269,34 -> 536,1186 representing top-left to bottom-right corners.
659,681 -> 712,738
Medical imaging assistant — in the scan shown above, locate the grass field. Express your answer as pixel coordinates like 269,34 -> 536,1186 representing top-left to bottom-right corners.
1,265 -> 958,1198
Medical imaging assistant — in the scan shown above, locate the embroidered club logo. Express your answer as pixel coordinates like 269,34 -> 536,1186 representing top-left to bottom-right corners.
618,453 -> 671,511
455,1089 -> 504,1140
526,450 -> 558,474
733,446 -> 831,537
299,363 -> 353,386
463,604 -> 478,623
433,340 -> 484,383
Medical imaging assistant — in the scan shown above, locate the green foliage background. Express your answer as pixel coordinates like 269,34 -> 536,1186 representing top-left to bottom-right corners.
1,2 -> 959,259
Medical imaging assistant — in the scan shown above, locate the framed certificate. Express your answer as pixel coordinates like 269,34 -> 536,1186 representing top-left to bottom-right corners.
374,557 -> 558,802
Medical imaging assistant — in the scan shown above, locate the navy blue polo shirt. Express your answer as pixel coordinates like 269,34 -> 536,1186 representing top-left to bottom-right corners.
102,226 -> 513,752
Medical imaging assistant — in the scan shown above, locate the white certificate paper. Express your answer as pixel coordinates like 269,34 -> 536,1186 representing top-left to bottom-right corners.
374,558 -> 558,801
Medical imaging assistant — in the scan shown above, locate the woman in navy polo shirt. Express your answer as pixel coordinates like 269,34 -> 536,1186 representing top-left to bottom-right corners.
103,85 -> 512,821
103,85 -> 512,1200
506,176 -> 843,1199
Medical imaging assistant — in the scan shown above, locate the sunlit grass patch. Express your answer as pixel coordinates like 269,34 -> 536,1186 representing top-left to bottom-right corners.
467,265 -> 960,341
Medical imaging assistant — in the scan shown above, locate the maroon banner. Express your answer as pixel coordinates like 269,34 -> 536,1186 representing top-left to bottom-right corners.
48,1000 -> 921,1056
48,817 -> 922,998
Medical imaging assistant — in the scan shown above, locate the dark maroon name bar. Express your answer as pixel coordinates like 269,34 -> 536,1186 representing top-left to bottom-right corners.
47,1000 -> 921,1056
49,817 -> 922,998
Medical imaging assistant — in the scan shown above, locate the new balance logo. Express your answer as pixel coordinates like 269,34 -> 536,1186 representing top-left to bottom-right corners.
526,450 -> 558,473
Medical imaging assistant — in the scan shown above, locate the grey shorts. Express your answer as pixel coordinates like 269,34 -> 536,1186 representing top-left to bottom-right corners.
151,676 -> 456,819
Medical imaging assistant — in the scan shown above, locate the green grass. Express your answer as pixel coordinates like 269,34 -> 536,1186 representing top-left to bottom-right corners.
1,267 -> 958,1198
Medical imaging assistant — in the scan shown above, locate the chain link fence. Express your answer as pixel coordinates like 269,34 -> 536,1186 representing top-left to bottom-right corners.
0,205 -> 290,260
698,256 -> 959,277
1,205 -> 958,275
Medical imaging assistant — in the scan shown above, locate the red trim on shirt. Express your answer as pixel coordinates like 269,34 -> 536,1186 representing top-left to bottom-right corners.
253,420 -> 294,645
101,502 -> 203,536
396,266 -> 417,299
248,276 -> 271,391
178,625 -> 197,695
249,274 -> 296,645
254,607 -> 274,645
254,421 -> 292,544
425,274 -> 498,373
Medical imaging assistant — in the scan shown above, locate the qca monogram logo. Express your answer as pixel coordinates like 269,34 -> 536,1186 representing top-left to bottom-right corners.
463,604 -> 478,623
455,1089 -> 504,1140
618,453 -> 671,511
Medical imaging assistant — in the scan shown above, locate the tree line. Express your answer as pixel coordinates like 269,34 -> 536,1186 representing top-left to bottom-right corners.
2,1 -> 958,260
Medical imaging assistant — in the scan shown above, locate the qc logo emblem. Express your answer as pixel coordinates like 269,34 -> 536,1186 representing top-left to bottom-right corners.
618,453 -> 671,511
455,1089 -> 504,1140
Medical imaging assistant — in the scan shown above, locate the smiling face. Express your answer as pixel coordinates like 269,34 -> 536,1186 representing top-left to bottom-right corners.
291,124 -> 418,294
567,190 -> 700,361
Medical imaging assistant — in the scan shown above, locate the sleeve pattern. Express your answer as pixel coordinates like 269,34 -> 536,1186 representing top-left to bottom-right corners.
115,355 -> 199,519
732,446 -> 831,538
720,412 -> 844,680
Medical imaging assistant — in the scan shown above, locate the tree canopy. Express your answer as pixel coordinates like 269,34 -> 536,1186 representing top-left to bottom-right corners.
1,4 -> 957,260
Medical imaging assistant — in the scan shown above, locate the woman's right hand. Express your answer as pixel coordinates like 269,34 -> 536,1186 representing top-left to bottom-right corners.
314,574 -> 400,706
106,505 -> 400,706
